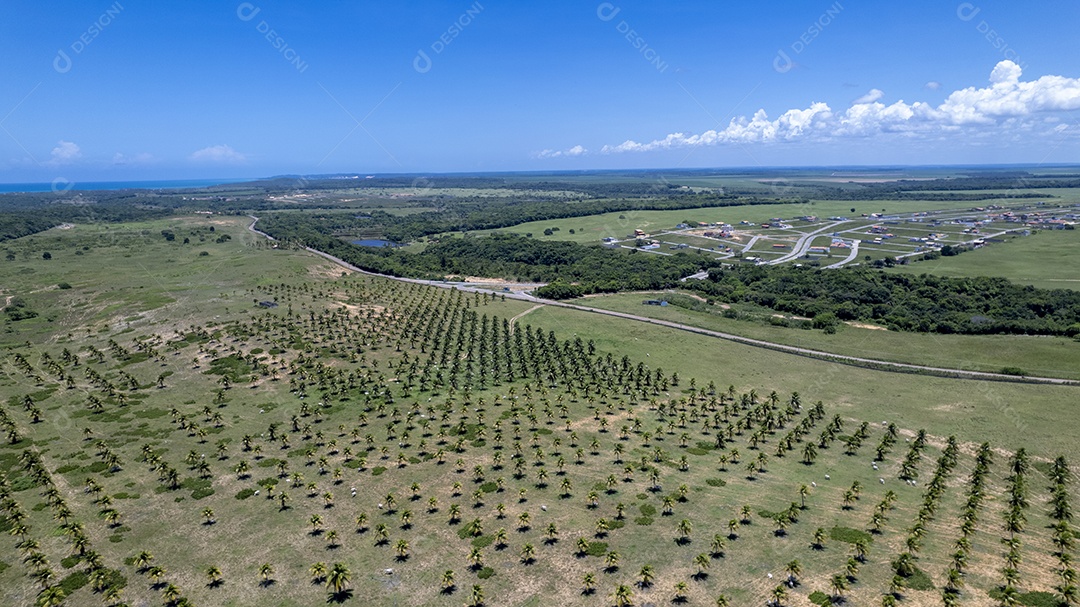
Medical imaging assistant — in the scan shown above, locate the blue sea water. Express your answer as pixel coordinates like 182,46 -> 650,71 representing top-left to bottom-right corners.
0,178 -> 256,193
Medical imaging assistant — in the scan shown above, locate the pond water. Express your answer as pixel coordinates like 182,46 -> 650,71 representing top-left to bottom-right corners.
352,239 -> 400,248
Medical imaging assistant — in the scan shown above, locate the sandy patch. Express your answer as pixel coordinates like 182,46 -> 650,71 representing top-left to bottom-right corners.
310,263 -> 354,278
772,313 -> 811,321
847,322 -> 888,331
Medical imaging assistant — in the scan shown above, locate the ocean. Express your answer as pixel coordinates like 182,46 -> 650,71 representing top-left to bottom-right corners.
0,178 -> 257,194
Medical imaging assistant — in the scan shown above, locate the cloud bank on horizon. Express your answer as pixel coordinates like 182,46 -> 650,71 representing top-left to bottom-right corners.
543,61 -> 1079,158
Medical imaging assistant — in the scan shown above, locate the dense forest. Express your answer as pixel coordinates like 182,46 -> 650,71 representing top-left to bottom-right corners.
686,265 -> 1080,336
0,199 -> 173,243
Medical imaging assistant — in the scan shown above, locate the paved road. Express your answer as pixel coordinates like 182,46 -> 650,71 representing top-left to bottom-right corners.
768,221 -> 848,265
246,217 -> 1078,387
824,239 -> 860,269
741,234 -> 762,252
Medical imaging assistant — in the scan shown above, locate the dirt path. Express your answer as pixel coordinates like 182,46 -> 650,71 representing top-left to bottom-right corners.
508,304 -> 544,334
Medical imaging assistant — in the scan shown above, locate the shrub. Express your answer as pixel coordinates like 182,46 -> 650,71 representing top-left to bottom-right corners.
471,535 -> 494,548
829,526 -> 872,544
904,566 -> 934,591
585,542 -> 608,557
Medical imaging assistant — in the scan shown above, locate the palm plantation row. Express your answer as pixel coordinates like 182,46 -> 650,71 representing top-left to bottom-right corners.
0,240 -> 1076,606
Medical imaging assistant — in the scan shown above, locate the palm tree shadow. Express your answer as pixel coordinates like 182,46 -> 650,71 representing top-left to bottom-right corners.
259,579 -> 276,588
327,589 -> 353,603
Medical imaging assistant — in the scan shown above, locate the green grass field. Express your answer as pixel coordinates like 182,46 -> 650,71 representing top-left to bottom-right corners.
892,228 -> 1080,290
521,305 -> 1078,458
1,216 -> 1077,607
563,292 -> 1080,381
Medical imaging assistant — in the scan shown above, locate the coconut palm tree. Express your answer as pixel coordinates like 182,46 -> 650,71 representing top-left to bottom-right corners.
147,566 -> 166,586
326,562 -> 351,595
638,564 -> 655,588
673,580 -> 689,602
612,584 -> 633,607
694,553 -> 711,577
769,584 -> 788,607
582,572 -> 597,595
545,522 -> 559,543
162,583 -> 182,605
35,586 -> 65,607
603,550 -> 621,572
785,559 -> 802,587
206,565 -> 222,587
310,562 -> 327,584
520,543 -> 536,564
441,569 -> 455,593
830,573 -> 848,599
468,547 -> 484,569
466,584 -> 485,607
259,563 -> 274,585
677,518 -> 693,544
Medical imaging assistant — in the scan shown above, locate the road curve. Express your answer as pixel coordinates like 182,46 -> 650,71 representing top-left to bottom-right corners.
824,239 -> 860,269
247,217 -> 1078,387
768,221 -> 847,265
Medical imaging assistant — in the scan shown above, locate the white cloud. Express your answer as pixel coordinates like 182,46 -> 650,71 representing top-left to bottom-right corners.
853,89 -> 884,104
924,81 -> 942,91
599,61 -> 1080,153
48,140 -> 81,165
190,144 -> 246,163
536,144 -> 587,159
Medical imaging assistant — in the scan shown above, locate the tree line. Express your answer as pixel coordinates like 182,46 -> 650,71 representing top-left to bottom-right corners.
686,265 -> 1080,336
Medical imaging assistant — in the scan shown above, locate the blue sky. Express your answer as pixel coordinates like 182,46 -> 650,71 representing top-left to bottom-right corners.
2,0 -> 1079,182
